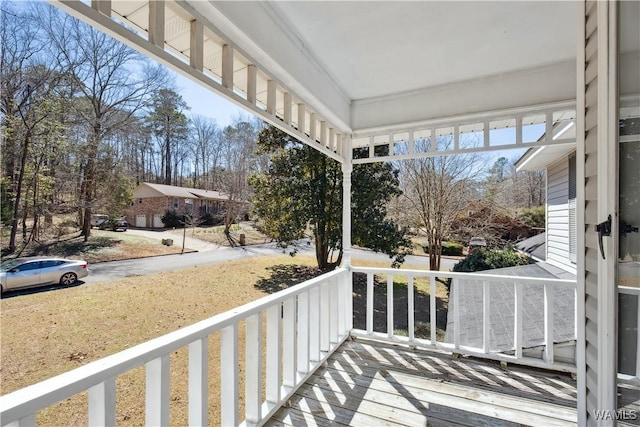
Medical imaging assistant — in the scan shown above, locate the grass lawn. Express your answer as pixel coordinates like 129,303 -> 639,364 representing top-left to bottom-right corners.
2,229 -> 187,263
173,221 -> 273,247
1,255 -> 448,426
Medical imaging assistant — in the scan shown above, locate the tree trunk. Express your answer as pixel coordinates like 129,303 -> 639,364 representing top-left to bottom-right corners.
8,128 -> 31,253
164,127 -> 171,185
81,120 -> 101,241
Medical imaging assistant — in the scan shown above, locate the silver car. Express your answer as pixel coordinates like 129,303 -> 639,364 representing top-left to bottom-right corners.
0,257 -> 89,293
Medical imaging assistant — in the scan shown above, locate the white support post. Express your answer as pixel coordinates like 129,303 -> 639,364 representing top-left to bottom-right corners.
297,291 -> 310,375
409,131 -> 415,154
309,286 -> 321,362
222,44 -> 234,90
453,279 -> 460,349
408,276 -> 415,342
453,126 -> 459,151
88,378 -> 116,427
545,112 -> 553,142
482,281 -> 491,353
514,282 -> 523,359
320,282 -> 330,352
342,138 -> 352,267
430,276 -> 437,344
340,135 -> 354,336
245,313 -> 262,423
329,278 -> 339,343
369,136 -> 375,158
189,20 -> 203,72
516,116 -> 523,145
267,80 -> 276,115
366,273 -> 374,334
220,324 -> 238,426
297,104 -> 306,133
484,121 -> 490,147
329,128 -> 336,152
91,0 -> 111,16
284,92 -> 292,125
320,121 -> 327,147
188,338 -> 208,427
146,355 -> 170,426
247,64 -> 257,105
543,283 -> 554,363
282,298 -> 297,387
336,133 -> 343,157
337,274 -> 346,336
266,304 -> 282,404
387,275 -> 394,338
388,134 -> 394,156
148,0 -> 165,48
309,113 -> 316,141
345,270 -> 353,331
430,128 -> 436,151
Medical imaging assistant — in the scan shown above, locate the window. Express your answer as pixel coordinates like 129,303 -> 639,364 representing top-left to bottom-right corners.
40,260 -> 64,269
173,198 -> 179,209
16,262 -> 41,272
568,154 -> 577,263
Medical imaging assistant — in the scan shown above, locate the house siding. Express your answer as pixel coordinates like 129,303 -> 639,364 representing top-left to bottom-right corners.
546,159 -> 575,273
584,31 -> 599,416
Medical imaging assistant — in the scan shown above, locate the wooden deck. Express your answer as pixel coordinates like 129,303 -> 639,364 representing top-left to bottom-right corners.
266,339 -> 578,427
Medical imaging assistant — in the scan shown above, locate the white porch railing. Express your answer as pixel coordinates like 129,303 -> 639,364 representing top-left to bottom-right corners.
619,285 -> 640,378
0,268 -> 351,427
350,267 -> 577,373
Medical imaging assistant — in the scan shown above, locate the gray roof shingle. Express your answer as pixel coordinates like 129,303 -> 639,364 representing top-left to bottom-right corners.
445,263 -> 576,352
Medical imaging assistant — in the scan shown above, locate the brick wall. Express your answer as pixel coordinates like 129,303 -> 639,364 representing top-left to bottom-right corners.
124,197 -> 171,228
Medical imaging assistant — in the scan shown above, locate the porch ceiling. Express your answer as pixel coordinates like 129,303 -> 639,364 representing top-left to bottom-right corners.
269,1 -> 577,102
208,1 -> 579,133
54,0 -> 581,158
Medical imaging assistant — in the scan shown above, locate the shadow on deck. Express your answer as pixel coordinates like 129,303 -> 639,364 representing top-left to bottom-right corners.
267,339 -> 578,426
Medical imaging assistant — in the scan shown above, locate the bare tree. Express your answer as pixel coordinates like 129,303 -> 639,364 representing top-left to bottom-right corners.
1,4 -> 68,252
190,114 -> 222,190
36,4 -> 167,240
399,138 -> 487,270
220,115 -> 265,234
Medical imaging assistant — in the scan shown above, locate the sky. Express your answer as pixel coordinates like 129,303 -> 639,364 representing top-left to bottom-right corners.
173,72 -> 246,128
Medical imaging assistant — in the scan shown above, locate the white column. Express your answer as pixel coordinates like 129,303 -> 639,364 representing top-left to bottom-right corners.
342,137 -> 352,267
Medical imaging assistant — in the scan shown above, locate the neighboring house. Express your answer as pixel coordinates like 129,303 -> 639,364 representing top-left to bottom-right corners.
124,182 -> 229,228
447,126 -> 580,364
515,120 -> 578,275
515,117 -> 640,376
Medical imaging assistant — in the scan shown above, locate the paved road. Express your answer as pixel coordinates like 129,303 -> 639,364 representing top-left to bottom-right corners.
85,243 -> 459,284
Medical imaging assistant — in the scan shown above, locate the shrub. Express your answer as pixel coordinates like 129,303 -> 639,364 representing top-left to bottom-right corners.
200,213 -> 224,226
420,241 -> 463,256
161,210 -> 183,228
442,242 -> 463,256
445,248 -> 532,294
452,247 -> 532,274
518,205 -> 545,228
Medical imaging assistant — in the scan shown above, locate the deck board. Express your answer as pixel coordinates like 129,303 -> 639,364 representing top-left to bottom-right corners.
265,339 -> 579,427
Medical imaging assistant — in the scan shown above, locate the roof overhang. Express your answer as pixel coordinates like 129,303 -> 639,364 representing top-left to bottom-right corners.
516,120 -> 577,171
51,1 -> 582,159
